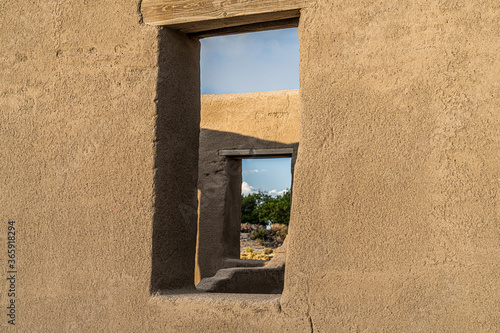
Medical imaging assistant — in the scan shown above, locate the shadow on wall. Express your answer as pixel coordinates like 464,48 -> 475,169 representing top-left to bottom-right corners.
196,128 -> 298,284
150,29 -> 201,292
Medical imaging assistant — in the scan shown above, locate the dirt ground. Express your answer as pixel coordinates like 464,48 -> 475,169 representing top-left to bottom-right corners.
239,232 -> 284,259
240,232 -> 269,254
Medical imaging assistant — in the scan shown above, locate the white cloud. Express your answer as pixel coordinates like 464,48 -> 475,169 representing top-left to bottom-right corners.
242,169 -> 260,175
268,189 -> 289,196
241,182 -> 256,196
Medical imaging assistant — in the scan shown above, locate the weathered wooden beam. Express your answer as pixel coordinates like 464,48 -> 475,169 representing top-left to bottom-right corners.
141,0 -> 309,33
219,148 -> 294,157
189,17 -> 299,38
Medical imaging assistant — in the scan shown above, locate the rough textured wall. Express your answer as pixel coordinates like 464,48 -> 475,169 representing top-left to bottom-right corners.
1,0 -> 199,331
196,91 -> 300,282
151,28 -> 200,291
1,0 -> 498,332
201,90 -> 300,143
0,1 -> 308,332
0,0 -> 159,331
282,1 -> 500,331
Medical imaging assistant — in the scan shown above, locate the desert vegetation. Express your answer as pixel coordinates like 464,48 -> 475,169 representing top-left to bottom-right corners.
240,190 -> 290,260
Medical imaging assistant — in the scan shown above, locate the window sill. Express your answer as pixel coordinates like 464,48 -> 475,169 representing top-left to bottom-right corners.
151,289 -> 281,308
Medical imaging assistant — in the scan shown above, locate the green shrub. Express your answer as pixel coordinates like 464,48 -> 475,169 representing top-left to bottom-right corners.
244,247 -> 254,253
250,227 -> 268,241
263,248 -> 273,255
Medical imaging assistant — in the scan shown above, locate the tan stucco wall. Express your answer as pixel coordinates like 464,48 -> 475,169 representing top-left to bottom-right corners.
282,2 -> 500,331
201,90 -> 300,144
196,91 -> 300,282
1,0 -> 498,332
2,0 -> 157,331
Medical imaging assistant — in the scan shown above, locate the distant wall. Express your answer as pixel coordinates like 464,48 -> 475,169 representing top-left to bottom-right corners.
200,90 -> 300,143
196,91 -> 300,282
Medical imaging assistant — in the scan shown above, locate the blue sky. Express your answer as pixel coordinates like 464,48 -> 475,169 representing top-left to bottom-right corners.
241,158 -> 292,196
200,28 -> 299,94
200,28 -> 298,195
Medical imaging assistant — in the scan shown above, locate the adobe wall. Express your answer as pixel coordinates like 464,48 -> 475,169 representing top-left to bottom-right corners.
196,91 -> 300,282
1,0 -> 498,332
282,2 -> 499,331
200,91 -> 300,143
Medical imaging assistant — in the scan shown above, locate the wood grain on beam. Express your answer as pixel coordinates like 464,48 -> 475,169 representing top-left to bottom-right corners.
141,0 -> 308,33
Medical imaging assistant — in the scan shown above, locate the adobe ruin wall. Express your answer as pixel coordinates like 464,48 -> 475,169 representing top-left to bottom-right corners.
196,90 -> 300,283
1,0 -> 498,331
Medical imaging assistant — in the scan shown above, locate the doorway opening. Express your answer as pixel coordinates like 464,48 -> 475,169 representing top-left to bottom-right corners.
240,158 -> 292,261
146,0 -> 304,294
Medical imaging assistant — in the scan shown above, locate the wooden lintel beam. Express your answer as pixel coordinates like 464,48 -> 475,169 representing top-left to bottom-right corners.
141,0 -> 309,33
219,148 -> 294,157
189,17 -> 299,38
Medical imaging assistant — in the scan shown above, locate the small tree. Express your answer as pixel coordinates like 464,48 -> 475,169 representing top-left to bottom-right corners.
241,189 -> 290,226
259,190 -> 291,226
241,192 -> 260,224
